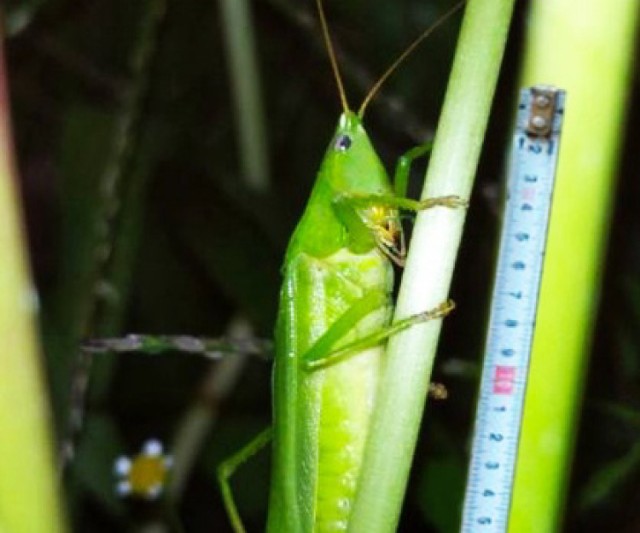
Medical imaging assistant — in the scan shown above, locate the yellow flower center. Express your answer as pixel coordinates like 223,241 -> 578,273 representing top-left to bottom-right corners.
128,455 -> 168,495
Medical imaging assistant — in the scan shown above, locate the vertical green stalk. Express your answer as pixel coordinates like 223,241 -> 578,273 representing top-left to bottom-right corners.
218,0 -> 270,192
0,33 -> 65,532
349,0 -> 515,531
509,2 -> 638,531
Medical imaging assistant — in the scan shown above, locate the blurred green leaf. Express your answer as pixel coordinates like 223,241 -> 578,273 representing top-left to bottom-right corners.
578,441 -> 640,511
73,415 -> 127,517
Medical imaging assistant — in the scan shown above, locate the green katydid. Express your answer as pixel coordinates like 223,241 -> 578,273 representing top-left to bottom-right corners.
218,1 -> 466,531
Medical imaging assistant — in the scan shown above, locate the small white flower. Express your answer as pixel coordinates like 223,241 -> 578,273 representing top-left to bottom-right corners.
114,439 -> 172,500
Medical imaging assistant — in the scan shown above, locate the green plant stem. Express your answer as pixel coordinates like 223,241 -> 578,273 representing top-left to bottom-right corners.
0,33 -> 66,532
348,0 -> 515,530
218,0 -> 270,192
510,2 -> 639,531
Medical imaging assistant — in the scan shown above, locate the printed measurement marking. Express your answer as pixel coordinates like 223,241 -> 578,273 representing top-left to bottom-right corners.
493,366 -> 516,394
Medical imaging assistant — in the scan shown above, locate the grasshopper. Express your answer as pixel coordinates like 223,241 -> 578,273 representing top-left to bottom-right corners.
218,1 -> 466,531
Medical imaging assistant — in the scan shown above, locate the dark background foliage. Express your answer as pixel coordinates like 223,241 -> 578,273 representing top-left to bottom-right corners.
3,0 -> 639,531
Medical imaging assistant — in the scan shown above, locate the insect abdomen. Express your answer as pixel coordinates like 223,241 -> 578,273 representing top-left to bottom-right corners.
314,343 -> 385,531
290,249 -> 392,531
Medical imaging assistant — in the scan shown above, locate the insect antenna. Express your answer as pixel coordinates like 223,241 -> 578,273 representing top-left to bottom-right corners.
358,0 -> 465,117
316,0 -> 350,113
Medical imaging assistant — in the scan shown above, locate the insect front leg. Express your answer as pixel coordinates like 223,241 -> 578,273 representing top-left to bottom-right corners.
393,140 -> 434,198
335,191 -> 468,215
393,140 -> 469,213
395,139 -> 470,211
333,192 -> 467,265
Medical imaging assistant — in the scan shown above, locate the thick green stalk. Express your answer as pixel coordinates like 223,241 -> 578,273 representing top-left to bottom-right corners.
0,34 -> 65,532
510,2 -> 639,531
348,0 -> 515,530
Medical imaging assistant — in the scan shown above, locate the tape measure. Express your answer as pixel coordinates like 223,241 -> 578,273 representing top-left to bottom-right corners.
461,86 -> 566,532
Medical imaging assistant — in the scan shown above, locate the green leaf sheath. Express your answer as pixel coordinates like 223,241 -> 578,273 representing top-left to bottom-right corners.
348,0 -> 516,530
0,35 -> 66,532
511,1 -> 639,531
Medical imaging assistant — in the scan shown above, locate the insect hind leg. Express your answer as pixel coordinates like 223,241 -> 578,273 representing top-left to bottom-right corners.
304,299 -> 455,371
217,427 -> 273,533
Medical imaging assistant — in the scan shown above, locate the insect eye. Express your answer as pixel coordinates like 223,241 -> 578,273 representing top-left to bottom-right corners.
334,134 -> 352,152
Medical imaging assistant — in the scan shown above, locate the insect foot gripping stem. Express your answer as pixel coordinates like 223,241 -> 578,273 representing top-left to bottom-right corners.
392,298 -> 457,335
418,299 -> 456,320
418,195 -> 468,210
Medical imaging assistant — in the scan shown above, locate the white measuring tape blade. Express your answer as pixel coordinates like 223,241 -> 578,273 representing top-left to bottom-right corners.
461,86 -> 566,533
